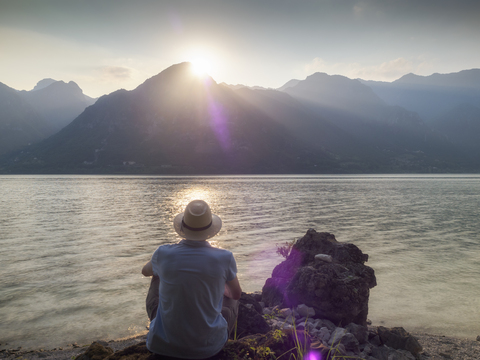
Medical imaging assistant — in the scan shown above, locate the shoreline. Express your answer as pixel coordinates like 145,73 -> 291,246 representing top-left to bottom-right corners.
2,328 -> 480,360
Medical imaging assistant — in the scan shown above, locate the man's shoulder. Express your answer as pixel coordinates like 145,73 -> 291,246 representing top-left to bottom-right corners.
208,246 -> 235,263
153,242 -> 178,254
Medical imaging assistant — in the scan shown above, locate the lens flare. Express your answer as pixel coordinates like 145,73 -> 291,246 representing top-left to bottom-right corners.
190,58 -> 212,77
304,350 -> 321,360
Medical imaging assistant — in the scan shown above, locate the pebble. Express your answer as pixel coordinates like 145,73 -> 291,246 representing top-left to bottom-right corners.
278,308 -> 292,318
296,304 -> 316,318
328,327 -> 347,346
476,335 -> 480,341
314,254 -> 333,263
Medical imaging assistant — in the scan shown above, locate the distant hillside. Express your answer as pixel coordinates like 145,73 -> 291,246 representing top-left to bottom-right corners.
1,63 -> 475,174
1,63 -> 342,174
0,79 -> 96,156
430,103 -> 480,153
19,79 -> 96,133
0,82 -> 52,155
361,69 -> 480,120
279,72 -> 460,167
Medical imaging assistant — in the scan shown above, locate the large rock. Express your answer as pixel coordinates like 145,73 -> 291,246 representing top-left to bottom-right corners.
262,229 -> 376,326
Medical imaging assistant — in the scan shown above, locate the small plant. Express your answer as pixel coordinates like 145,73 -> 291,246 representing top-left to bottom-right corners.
277,313 -> 309,360
252,345 -> 276,359
263,312 -> 276,321
263,307 -> 281,321
233,319 -> 238,341
276,239 -> 297,259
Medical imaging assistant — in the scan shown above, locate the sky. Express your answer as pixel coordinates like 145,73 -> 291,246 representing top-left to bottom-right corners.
1,0 -> 479,98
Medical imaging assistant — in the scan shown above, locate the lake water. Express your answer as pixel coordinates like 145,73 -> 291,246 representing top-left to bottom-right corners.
1,175 -> 479,350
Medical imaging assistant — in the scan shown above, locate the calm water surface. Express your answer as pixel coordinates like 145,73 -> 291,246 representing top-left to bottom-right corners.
1,175 -> 479,350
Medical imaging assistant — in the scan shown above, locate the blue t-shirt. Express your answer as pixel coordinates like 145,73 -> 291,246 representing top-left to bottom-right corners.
146,240 -> 237,359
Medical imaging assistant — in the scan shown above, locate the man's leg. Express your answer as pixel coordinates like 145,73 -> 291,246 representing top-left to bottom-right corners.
146,275 -> 159,321
221,296 -> 239,338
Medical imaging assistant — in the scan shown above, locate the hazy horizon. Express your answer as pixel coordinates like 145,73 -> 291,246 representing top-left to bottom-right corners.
1,0 -> 480,98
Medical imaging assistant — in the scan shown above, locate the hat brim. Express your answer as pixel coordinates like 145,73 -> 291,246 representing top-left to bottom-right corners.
173,212 -> 222,240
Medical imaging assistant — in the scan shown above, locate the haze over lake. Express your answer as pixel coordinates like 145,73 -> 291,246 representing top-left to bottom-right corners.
1,175 -> 479,350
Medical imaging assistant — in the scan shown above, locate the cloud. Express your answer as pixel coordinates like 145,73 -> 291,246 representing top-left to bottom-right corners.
303,57 -> 433,81
100,66 -> 133,81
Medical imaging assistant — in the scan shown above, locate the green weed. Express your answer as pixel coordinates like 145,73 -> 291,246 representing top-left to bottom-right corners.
276,239 -> 297,259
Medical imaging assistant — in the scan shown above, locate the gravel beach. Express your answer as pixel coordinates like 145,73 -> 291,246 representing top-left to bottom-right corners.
2,330 -> 479,360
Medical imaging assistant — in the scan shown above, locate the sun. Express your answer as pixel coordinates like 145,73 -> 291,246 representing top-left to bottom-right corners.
190,57 -> 212,77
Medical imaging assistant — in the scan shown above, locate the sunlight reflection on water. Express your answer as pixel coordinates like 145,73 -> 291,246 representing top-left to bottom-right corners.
1,174 -> 480,350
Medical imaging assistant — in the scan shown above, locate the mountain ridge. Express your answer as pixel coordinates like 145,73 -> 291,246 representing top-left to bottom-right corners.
1,64 -> 479,174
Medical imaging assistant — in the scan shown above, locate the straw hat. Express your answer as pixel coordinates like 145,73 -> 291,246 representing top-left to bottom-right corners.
173,200 -> 222,240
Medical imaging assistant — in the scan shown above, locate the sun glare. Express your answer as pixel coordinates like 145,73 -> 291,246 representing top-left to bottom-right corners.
190,58 -> 212,77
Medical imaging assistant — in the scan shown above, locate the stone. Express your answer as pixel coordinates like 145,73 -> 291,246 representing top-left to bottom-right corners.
369,334 -> 382,347
74,342 -> 114,360
318,327 -> 331,344
240,292 -> 263,314
339,332 -> 360,354
394,349 -> 416,360
283,314 -> 296,325
262,229 -> 376,327
251,291 -> 263,302
346,322 -> 369,344
296,304 -> 316,318
316,318 -> 336,331
370,345 -> 391,360
235,302 -> 270,338
376,326 -> 423,355
278,308 -> 293,318
262,307 -> 273,316
104,342 -> 151,360
328,327 -> 347,346
359,343 -> 373,358
476,335 -> 480,341
296,316 -> 307,324
315,254 -> 333,263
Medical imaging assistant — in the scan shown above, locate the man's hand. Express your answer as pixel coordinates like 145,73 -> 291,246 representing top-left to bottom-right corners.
224,276 -> 242,300
142,260 -> 153,277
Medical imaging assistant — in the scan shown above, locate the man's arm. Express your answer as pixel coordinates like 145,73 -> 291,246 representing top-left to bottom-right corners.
142,260 -> 153,277
225,276 -> 242,300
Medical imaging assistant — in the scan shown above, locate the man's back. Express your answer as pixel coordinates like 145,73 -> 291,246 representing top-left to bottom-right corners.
146,239 -> 237,359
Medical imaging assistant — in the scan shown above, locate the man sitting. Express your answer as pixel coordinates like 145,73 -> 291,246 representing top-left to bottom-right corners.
142,199 -> 242,359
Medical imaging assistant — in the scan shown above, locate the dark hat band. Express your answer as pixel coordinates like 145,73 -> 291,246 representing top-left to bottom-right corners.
182,219 -> 212,232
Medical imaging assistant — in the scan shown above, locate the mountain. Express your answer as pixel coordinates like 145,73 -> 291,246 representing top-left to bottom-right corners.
361,69 -> 480,120
0,82 -> 52,155
220,83 -> 268,91
282,73 -> 386,120
1,64 -> 477,174
430,103 -> 480,152
2,63 -> 349,174
19,79 -> 97,133
279,72 -> 461,169
276,79 -> 301,92
0,79 -> 96,156
32,78 -> 57,91
234,87 -> 379,163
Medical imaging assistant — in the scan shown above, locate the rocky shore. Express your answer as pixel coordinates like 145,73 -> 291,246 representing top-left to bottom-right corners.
3,331 -> 479,360
3,229 -> 479,360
